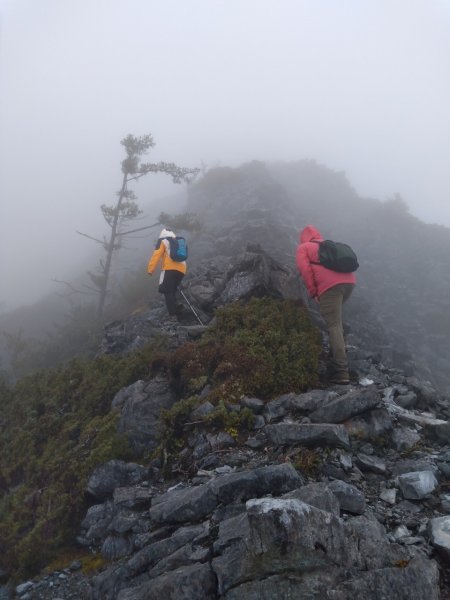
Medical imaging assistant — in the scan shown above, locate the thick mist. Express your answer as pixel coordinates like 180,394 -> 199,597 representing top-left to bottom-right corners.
1,0 -> 450,309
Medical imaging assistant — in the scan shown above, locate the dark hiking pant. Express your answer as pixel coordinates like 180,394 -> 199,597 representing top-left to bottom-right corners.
158,270 -> 184,315
318,283 -> 354,377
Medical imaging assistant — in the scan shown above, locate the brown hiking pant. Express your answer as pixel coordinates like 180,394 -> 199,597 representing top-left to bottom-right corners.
318,283 -> 354,376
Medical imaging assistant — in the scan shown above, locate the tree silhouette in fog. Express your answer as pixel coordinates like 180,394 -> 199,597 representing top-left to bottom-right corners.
78,134 -> 199,319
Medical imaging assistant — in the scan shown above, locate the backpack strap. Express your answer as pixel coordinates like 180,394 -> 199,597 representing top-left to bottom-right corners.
308,239 -> 322,266
155,237 -> 171,250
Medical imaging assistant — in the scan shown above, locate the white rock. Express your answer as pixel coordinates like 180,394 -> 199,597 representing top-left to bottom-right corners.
398,471 -> 438,500
380,488 -> 397,505
428,515 -> 450,562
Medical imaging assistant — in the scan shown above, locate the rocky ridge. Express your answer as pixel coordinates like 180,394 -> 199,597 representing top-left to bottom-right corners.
5,162 -> 450,599
9,350 -> 450,599
6,247 -> 450,600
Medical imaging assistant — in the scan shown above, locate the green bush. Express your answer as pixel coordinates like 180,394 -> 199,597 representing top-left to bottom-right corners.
0,341 -> 164,580
169,297 -> 321,400
0,297 -> 321,580
157,298 -> 321,466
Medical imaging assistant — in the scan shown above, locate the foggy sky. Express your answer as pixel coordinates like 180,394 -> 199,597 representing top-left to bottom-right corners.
1,0 -> 450,309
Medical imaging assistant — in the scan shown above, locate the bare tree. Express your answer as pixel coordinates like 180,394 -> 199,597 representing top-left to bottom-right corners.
78,134 -> 199,319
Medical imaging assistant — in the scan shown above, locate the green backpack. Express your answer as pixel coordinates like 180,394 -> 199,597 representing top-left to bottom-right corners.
312,240 -> 359,273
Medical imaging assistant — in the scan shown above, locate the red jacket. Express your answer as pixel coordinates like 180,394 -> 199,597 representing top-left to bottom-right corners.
296,225 -> 356,300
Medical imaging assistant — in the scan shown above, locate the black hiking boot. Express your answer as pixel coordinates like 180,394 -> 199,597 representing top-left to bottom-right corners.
329,373 -> 350,385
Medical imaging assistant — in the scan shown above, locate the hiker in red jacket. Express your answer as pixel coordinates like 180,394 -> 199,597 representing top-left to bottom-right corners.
296,225 -> 356,384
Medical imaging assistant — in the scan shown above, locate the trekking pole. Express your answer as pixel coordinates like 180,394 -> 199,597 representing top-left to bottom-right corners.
180,290 -> 204,326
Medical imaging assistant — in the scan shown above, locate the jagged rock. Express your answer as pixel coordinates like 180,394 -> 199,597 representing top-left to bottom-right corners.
265,422 -> 350,449
428,515 -> 450,562
81,501 -> 113,532
262,396 -> 288,422
149,464 -> 303,523
208,463 -> 303,504
192,436 -> 211,460
391,427 -> 421,451
212,513 -> 250,554
108,511 -> 140,535
395,391 -> 419,409
327,480 -> 366,514
396,500 -> 424,514
406,377 -> 440,407
380,488 -> 397,505
132,525 -> 174,551
211,503 -> 247,527
188,281 -> 217,309
124,522 -> 210,582
398,471 -> 439,500
290,389 -> 339,411
176,324 -> 209,338
97,315 -> 160,356
436,449 -> 450,478
214,496 -> 414,595
206,432 -> 236,451
344,515 -> 409,570
344,408 -> 393,441
393,524 -> 411,541
113,486 -> 155,509
355,453 -> 386,474
262,390 -> 336,422
86,461 -> 147,501
327,556 -> 439,599
149,484 -> 218,525
283,482 -> 340,517
391,459 -> 439,477
115,377 -> 177,452
15,582 -> 33,596
78,507 -> 113,545
322,462 -> 347,481
223,572 -> 346,599
116,563 -> 217,600
387,403 -> 450,444
245,433 -> 267,449
251,414 -> 265,429
147,543 -> 211,579
69,561 -> 82,572
339,453 -> 353,470
217,249 -> 297,305
189,401 -> 215,419
309,387 -> 380,424
101,534 -> 133,560
212,498 -> 351,595
240,397 -> 265,414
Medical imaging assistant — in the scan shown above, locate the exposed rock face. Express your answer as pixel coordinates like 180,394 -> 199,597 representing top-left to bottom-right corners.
429,516 -> 450,561
14,351 -> 450,598
113,377 -> 177,453
265,422 -> 350,449
86,460 -> 148,501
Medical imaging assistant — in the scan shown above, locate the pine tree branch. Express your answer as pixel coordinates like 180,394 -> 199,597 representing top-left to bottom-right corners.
76,230 -> 105,244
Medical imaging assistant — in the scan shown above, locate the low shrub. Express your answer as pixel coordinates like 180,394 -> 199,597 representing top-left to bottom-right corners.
0,341 -> 164,580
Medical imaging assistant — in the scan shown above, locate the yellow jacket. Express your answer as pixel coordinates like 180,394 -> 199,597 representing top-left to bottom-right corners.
147,239 -> 187,275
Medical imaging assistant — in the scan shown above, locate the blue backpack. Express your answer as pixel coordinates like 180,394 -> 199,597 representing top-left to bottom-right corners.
167,236 -> 188,262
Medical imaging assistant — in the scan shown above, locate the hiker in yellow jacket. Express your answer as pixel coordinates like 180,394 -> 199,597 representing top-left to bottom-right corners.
147,228 -> 186,317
